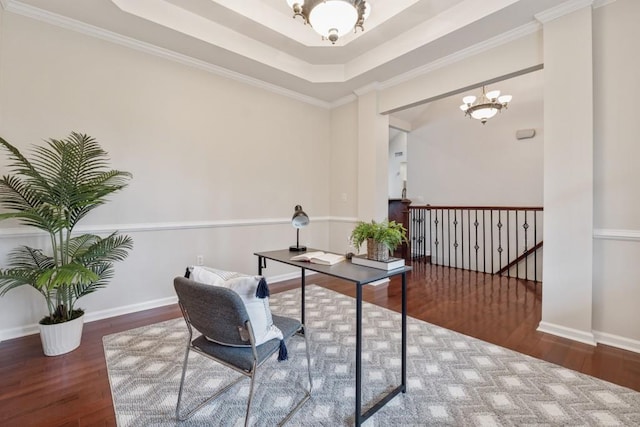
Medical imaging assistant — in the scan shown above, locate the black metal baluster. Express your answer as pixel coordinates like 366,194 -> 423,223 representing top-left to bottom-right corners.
468,210 -> 471,271
490,210 -> 494,274
534,210 -> 538,282
482,210 -> 486,273
523,210 -> 529,281
433,210 -> 439,266
416,209 -> 421,261
516,210 -> 519,279
453,209 -> 459,268
461,209 -> 465,270
447,209 -> 451,268
507,210 -> 511,278
416,208 -> 419,261
409,209 -> 415,260
497,211 -> 503,274
474,210 -> 479,271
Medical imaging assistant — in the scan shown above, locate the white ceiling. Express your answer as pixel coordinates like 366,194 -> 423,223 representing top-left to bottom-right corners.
393,68 -> 544,133
4,0 -> 570,104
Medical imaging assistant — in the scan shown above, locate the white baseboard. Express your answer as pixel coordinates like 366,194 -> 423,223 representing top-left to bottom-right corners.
84,296 -> 178,324
0,324 -> 40,341
537,321 -> 597,346
537,322 -> 640,353
593,330 -> 640,354
0,296 -> 179,342
0,271 -> 316,343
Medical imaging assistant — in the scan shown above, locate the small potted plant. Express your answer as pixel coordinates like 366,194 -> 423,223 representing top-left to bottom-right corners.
0,132 -> 133,356
350,219 -> 408,262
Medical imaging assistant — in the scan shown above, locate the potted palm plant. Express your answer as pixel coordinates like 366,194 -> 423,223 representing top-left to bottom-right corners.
0,132 -> 133,356
350,219 -> 408,262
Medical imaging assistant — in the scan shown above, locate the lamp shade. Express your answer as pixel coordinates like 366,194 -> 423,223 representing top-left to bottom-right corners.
309,0 -> 358,38
290,205 -> 309,251
291,205 -> 309,228
462,95 -> 476,105
471,107 -> 498,121
485,90 -> 501,100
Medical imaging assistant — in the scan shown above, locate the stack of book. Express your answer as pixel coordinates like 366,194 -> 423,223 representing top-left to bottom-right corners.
350,254 -> 405,270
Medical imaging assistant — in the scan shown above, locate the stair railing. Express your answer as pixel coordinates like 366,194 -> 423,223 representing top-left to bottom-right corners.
409,205 -> 543,281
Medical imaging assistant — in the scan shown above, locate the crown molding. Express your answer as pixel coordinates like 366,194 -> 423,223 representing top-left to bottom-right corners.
534,0 -> 594,24
353,82 -> 381,97
389,116 -> 413,132
379,21 -> 541,91
330,94 -> 358,109
1,0 -> 331,109
593,0 -> 617,8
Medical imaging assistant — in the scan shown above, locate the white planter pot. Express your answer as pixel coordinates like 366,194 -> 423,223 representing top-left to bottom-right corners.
39,314 -> 84,356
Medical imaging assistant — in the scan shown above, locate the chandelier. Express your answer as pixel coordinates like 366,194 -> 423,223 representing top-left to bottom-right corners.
286,0 -> 371,44
459,86 -> 512,124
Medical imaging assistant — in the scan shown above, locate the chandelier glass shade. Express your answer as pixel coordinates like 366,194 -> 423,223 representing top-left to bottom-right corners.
460,86 -> 512,124
286,0 -> 371,44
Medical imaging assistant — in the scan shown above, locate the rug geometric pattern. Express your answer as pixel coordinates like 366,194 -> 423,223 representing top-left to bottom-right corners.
103,285 -> 640,426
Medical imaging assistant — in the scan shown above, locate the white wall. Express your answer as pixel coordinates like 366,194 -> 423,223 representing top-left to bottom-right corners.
407,70 -> 543,206
538,5 -> 595,345
329,101 -> 359,254
0,11 -> 332,339
592,0 -> 640,350
357,91 -> 389,222
388,129 -> 408,200
372,0 -> 640,352
3,1 -> 640,354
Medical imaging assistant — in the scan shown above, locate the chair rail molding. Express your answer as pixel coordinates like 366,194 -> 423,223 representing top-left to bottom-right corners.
593,228 -> 640,242
0,216 -> 360,238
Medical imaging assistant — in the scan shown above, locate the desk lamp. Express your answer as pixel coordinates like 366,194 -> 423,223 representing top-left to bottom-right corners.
289,205 -> 309,251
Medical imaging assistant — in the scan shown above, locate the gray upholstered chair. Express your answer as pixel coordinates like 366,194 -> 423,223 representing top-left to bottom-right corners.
173,276 -> 312,426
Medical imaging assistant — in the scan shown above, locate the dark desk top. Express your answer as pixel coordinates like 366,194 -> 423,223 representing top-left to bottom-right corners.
254,248 -> 412,286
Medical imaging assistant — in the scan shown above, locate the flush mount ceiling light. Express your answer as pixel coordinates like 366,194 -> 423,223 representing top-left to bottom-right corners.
286,0 -> 371,44
459,86 -> 512,124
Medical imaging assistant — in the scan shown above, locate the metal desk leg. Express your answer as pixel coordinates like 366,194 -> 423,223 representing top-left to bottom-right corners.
258,256 -> 265,275
355,283 -> 362,426
402,271 -> 407,392
301,267 -> 306,330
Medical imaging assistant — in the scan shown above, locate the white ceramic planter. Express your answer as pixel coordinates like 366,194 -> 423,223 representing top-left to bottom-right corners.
39,314 -> 84,356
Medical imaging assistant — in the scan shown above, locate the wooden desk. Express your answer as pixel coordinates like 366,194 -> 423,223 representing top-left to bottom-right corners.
254,248 -> 412,426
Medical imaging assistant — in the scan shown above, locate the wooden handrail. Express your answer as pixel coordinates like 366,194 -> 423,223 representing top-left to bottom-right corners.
409,205 -> 543,211
496,241 -> 544,275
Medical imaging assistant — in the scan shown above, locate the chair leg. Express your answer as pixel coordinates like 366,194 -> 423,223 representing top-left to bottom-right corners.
175,344 -> 191,420
277,330 -> 313,426
245,362 -> 258,427
176,345 -> 247,421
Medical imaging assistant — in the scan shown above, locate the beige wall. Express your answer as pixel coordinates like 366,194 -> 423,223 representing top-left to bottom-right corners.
539,6 -> 594,344
371,0 -> 640,351
592,0 -> 640,349
407,70 -> 544,206
0,12 -> 333,338
328,101 -> 359,254
378,32 -> 543,115
2,1 -> 640,353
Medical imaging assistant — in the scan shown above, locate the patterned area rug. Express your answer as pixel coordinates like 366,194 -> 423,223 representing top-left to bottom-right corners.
104,285 -> 640,426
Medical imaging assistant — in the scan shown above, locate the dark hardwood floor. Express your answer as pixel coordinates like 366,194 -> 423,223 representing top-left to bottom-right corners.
1,263 -> 639,426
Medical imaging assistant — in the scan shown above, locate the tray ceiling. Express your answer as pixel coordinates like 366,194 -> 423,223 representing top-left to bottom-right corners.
4,0 -> 579,104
